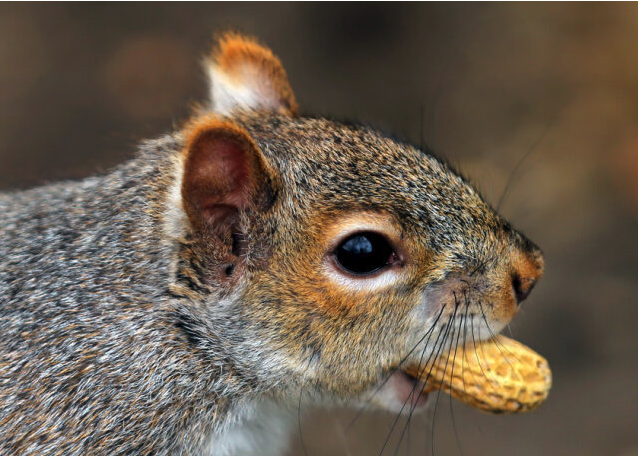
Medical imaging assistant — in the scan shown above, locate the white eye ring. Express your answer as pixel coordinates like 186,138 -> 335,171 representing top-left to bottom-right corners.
319,212 -> 408,292
323,261 -> 402,293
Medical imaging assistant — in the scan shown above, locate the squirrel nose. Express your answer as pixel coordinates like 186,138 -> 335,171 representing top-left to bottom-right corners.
510,244 -> 544,305
511,273 -> 534,303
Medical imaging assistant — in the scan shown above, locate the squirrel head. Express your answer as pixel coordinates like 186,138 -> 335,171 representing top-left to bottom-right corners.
168,33 -> 544,407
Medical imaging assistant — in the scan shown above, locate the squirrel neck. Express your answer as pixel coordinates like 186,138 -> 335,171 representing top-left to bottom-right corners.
0,134 -> 276,452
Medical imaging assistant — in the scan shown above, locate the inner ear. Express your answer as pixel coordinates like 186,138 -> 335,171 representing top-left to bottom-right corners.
181,118 -> 276,245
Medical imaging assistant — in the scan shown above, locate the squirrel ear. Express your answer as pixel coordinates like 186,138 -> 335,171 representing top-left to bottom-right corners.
206,32 -> 298,116
181,116 -> 277,234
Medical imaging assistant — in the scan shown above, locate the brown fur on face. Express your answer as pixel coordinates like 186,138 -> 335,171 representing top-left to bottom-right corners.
178,116 -> 543,400
177,34 -> 544,401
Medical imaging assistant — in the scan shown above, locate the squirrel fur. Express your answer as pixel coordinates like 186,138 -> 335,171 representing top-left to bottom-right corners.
0,33 -> 543,455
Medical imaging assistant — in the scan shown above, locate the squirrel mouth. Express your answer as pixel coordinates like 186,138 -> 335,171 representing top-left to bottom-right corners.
386,370 -> 430,410
371,336 -> 551,414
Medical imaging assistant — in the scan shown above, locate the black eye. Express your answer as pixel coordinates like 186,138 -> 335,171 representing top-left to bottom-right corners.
334,232 -> 395,275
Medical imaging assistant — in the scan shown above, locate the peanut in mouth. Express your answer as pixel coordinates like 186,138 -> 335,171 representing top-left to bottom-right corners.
405,335 -> 552,414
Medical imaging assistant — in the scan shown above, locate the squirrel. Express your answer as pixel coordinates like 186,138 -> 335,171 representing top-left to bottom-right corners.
0,33 -> 544,456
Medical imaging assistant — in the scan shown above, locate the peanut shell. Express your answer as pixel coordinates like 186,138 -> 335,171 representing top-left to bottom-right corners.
406,335 -> 551,413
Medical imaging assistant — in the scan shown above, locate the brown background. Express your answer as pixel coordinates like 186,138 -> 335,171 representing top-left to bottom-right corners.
1,3 -> 637,456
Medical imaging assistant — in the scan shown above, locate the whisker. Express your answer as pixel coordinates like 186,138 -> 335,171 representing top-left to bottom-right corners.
429,303 -> 460,456
460,297 -> 471,401
334,417 -> 353,456
470,313 -> 500,395
419,319 -> 452,456
406,414 -> 411,456
378,318 -> 450,456
391,299 -> 460,456
475,315 -> 503,383
497,118 -> 554,211
460,291 -> 489,395
298,388 -> 310,456
477,303 -> 520,366
390,332 -> 439,456
448,311 -> 466,456
346,307 -> 446,431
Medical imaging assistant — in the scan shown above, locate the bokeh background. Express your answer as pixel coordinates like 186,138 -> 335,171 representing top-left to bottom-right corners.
1,3 -> 637,455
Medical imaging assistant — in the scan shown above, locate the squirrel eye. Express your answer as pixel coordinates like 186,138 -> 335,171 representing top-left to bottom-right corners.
334,232 -> 395,275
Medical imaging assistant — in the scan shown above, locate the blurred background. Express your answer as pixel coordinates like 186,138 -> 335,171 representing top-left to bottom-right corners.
0,3 -> 636,456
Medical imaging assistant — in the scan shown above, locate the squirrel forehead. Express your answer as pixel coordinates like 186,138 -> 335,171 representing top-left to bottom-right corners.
233,113 -> 499,238
237,113 -> 456,189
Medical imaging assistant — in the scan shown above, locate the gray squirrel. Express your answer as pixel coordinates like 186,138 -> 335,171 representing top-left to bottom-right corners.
0,33 -> 543,455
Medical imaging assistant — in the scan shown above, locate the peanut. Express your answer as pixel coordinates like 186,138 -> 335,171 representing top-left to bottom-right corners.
406,335 -> 551,413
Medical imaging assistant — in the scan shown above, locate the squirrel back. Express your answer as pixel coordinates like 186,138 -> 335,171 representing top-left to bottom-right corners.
0,33 -> 543,455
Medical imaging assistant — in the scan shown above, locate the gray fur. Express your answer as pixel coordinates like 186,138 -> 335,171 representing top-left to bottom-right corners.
0,36 -> 543,456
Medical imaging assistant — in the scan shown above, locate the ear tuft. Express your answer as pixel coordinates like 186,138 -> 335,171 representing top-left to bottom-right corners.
207,32 -> 298,116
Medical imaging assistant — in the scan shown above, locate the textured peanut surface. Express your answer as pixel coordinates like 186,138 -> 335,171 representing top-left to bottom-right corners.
406,336 -> 552,413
